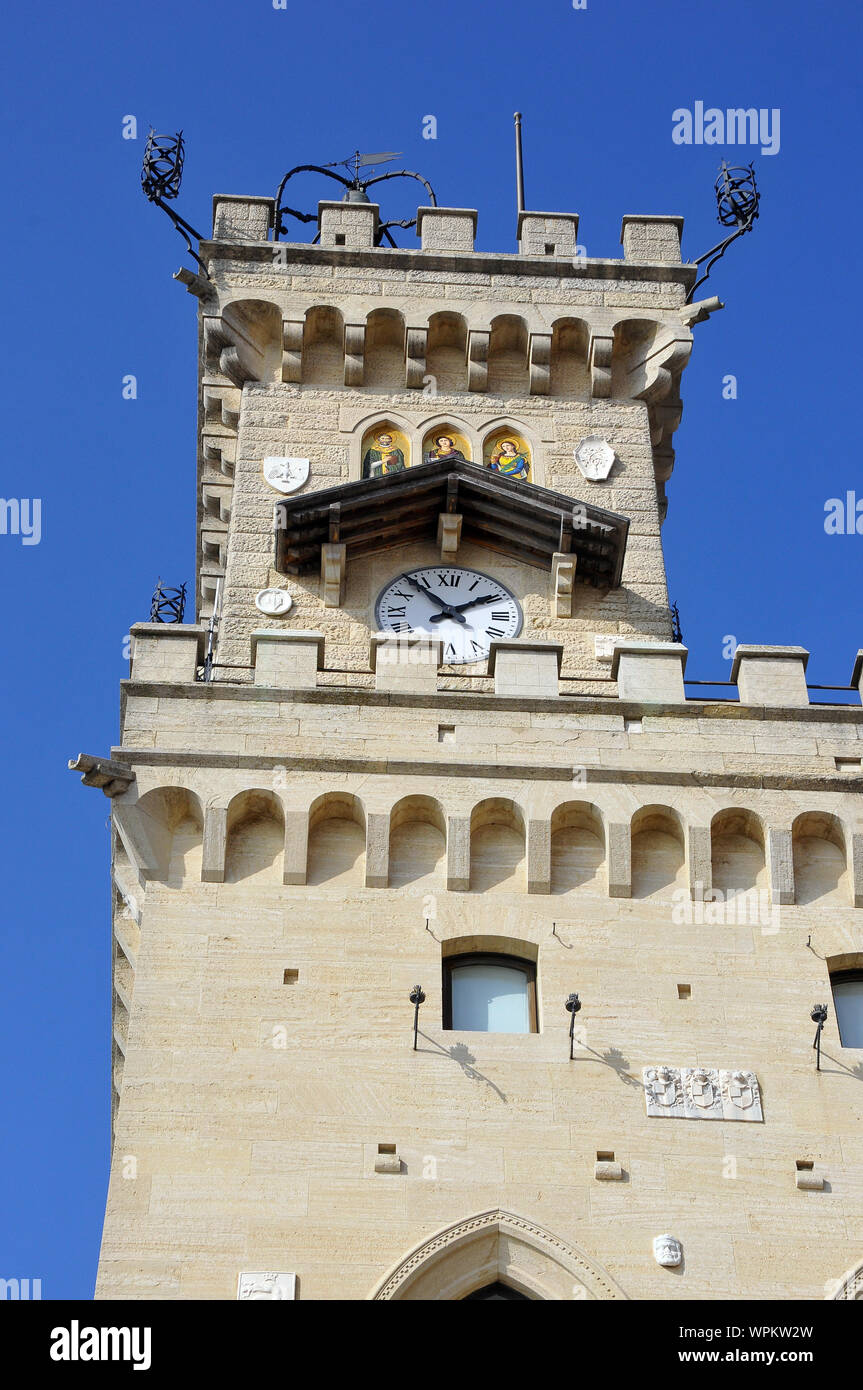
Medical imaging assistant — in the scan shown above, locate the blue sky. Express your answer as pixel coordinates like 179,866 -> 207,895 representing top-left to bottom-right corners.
0,0 -> 860,1299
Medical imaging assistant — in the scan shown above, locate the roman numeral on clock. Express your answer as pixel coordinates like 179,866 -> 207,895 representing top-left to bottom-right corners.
486,627 -> 505,638
386,606 -> 406,618
491,611 -> 510,622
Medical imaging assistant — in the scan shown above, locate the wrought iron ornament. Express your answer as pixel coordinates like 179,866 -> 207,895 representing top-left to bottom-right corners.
150,578 -> 187,624
273,151 -> 437,247
141,129 -> 209,278
687,161 -> 760,302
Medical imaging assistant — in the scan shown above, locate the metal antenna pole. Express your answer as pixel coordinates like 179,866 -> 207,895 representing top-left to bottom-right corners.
204,578 -> 221,682
514,112 -> 525,216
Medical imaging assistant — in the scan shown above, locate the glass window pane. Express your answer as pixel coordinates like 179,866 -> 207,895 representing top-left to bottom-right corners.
450,962 -> 530,1033
833,979 -> 863,1048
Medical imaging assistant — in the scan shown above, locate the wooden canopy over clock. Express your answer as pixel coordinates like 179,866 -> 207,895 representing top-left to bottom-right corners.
274,457 -> 629,587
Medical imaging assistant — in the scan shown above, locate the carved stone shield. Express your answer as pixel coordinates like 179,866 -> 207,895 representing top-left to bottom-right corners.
255,588 -> 293,616
573,436 -> 615,482
262,456 -> 310,494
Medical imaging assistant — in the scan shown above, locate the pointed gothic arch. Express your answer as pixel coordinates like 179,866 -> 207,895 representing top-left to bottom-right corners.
368,1209 -> 627,1301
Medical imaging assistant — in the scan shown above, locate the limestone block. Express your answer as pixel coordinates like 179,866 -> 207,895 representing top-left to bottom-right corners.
607,821 -> 632,898
526,818 -> 551,894
488,640 -> 563,698
250,630 -> 325,690
594,1159 -> 624,1182
620,215 -> 684,264
517,211 -> 579,257
370,634 -> 442,694
416,207 -> 477,253
212,196 -> 274,241
687,825 -> 712,901
129,624 -> 207,685
795,1166 -> 825,1192
374,1153 -> 403,1175
446,815 -> 470,892
283,811 -> 309,886
731,645 -> 810,707
365,812 -> 389,889
611,641 -> 687,703
201,806 -> 227,884
318,200 -> 379,250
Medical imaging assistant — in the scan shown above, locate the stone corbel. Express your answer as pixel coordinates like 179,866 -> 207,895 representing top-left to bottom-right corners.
405,326 -> 428,390
344,323 -> 365,386
321,542 -> 346,607
528,332 -> 552,396
68,753 -> 135,799
201,530 -> 227,570
284,811 -> 309,886
111,802 -> 163,883
203,389 -> 240,433
687,825 -> 712,902
679,295 -> 724,328
467,329 -> 489,392
281,319 -> 304,384
588,331 -> 613,398
201,482 -> 233,523
202,435 -> 236,478
437,512 -> 462,562
628,331 -> 693,405
551,552 -> 577,618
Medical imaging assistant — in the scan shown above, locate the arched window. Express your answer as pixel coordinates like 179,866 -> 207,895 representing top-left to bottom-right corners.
443,953 -> 537,1034
831,971 -> 863,1048
463,1282 -> 531,1300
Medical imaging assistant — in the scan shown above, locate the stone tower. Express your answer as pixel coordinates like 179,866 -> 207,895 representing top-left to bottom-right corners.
74,179 -> 863,1302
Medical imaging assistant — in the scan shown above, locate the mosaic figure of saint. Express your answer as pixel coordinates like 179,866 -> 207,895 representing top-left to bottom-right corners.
425,434 -> 469,466
488,438 -> 530,480
362,432 -> 406,478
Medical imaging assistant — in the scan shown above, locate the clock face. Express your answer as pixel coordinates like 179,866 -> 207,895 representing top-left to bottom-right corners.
374,566 -> 523,665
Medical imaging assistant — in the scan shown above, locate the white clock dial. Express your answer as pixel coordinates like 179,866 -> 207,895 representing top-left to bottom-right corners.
374,566 -> 523,665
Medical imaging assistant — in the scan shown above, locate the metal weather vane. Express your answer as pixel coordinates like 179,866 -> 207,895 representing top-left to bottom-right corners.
273,150 -> 438,246
686,161 -> 761,302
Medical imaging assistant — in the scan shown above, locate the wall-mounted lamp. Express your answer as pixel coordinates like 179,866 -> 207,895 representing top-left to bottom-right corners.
565,992 -> 582,1060
811,1004 -> 828,1071
409,985 -> 426,1051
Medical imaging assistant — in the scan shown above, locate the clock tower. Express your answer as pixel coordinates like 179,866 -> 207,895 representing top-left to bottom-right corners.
77,168 -> 863,1302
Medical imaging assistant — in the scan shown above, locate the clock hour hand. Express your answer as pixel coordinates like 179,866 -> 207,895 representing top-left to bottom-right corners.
400,574 -> 467,624
427,593 -> 497,620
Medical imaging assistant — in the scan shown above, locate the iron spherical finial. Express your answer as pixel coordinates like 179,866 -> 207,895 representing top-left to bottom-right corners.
141,129 -> 186,203
715,161 -> 760,229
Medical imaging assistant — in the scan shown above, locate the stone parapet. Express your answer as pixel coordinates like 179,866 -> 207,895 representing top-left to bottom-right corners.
317,200 -> 379,250
212,195 -> 274,241
250,630 -> 325,689
620,214 -> 684,264
517,211 -> 580,257
129,624 -> 207,684
731,645 -> 810,707
416,207 -> 478,253
370,634 -> 442,694
611,641 -> 688,703
488,640 -> 563,698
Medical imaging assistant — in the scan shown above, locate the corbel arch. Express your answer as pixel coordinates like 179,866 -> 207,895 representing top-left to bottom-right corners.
368,1209 -> 628,1301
